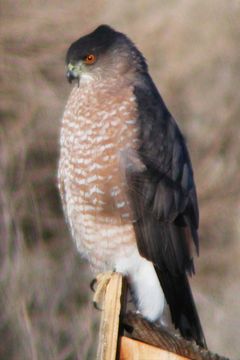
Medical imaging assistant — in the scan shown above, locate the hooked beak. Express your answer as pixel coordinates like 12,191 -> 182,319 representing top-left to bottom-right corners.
66,70 -> 76,83
66,62 -> 82,84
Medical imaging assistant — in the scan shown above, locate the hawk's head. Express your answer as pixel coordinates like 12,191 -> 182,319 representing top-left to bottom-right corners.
66,25 -> 147,85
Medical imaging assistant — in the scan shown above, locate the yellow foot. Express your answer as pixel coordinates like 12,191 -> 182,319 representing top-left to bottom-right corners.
92,271 -> 114,310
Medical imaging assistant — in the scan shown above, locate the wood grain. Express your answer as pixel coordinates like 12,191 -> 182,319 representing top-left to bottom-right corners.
97,273 -> 123,360
119,336 -> 189,360
96,273 -> 229,360
123,312 -> 230,360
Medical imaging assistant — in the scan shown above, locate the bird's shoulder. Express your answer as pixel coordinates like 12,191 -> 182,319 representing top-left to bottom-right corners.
133,73 -> 195,194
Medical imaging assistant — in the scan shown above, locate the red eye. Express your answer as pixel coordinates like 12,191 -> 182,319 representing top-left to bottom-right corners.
84,54 -> 96,64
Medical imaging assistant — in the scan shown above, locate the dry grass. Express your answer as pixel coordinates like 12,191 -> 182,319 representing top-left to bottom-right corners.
0,1 -> 240,359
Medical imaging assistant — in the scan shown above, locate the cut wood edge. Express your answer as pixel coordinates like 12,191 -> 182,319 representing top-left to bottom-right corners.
97,272 -> 123,360
95,273 -> 230,360
119,336 -> 190,360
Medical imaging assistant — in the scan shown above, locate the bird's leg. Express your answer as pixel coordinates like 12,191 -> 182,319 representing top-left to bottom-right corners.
91,271 -> 114,310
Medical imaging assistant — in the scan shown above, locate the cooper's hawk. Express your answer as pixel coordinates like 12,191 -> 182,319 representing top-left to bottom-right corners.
58,25 -> 206,348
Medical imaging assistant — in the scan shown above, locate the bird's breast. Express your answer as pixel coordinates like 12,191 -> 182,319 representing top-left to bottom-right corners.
59,82 -> 140,224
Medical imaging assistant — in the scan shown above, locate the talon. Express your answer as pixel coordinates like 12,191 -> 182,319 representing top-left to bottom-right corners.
93,301 -> 103,311
90,278 -> 97,292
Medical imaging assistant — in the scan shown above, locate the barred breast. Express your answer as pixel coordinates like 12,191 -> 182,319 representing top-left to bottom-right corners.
58,79 -> 141,271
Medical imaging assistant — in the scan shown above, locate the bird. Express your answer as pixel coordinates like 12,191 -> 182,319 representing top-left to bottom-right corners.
58,24 -> 207,348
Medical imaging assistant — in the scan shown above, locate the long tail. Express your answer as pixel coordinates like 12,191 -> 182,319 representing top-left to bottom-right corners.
154,267 -> 207,348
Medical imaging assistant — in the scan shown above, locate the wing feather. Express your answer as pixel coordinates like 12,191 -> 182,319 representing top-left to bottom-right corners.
126,75 -> 207,347
127,74 -> 199,275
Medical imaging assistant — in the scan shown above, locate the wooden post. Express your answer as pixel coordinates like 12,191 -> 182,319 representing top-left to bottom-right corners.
97,273 -> 123,360
119,337 -> 189,360
96,273 -> 229,360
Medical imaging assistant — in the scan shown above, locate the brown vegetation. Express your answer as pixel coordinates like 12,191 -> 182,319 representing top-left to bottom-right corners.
0,1 -> 239,359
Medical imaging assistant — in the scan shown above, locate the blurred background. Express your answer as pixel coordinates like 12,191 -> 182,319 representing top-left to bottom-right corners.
0,0 -> 240,359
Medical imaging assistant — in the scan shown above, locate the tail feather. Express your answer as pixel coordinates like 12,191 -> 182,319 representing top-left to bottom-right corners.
154,266 -> 207,348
